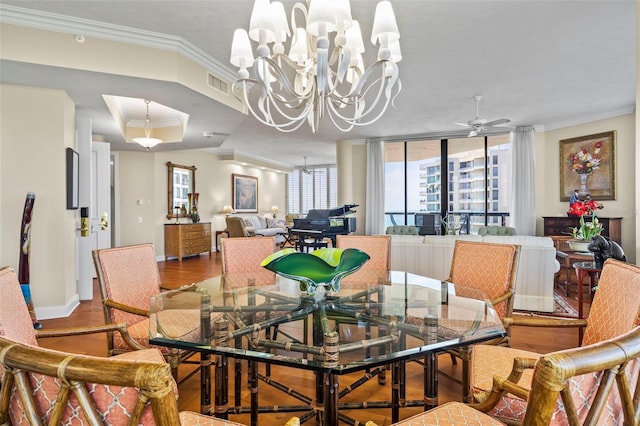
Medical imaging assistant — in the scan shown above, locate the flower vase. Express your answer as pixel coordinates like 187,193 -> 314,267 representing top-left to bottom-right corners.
187,193 -> 200,223
568,239 -> 591,253
578,173 -> 590,197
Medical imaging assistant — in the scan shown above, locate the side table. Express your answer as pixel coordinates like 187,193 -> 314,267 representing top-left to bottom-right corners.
555,250 -> 593,296
573,261 -> 602,344
215,230 -> 228,252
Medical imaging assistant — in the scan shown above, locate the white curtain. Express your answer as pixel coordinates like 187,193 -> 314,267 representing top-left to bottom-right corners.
510,126 -> 536,235
365,140 -> 386,235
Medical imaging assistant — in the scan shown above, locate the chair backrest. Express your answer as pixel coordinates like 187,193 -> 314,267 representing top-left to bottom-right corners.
221,237 -> 275,284
0,266 -> 38,346
225,216 -> 250,237
582,259 -> 640,347
285,213 -> 301,227
0,336 -> 181,426
447,240 -> 520,319
336,235 -> 391,270
336,235 -> 391,286
93,243 -> 161,328
523,326 -> 640,426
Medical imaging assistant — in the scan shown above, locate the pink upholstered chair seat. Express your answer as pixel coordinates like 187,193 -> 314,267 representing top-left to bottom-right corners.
472,345 -> 538,421
119,309 -> 207,353
385,401 -> 506,425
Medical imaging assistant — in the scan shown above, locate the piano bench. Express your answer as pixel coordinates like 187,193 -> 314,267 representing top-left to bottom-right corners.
296,238 -> 332,253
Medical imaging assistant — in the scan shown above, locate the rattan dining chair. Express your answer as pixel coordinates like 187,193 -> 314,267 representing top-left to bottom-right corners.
467,258 -> 640,425
442,240 -> 520,402
340,325 -> 640,426
0,337 -> 245,425
92,243 -> 210,382
0,265 -> 241,425
335,234 -> 391,287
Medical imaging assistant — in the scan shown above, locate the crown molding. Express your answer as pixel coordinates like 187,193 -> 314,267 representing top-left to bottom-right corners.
538,105 -> 635,132
0,4 -> 237,82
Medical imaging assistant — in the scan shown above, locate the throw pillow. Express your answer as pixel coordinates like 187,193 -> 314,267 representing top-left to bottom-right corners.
266,218 -> 278,228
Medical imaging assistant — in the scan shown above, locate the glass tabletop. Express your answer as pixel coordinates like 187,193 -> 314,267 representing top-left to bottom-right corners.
149,270 -> 506,374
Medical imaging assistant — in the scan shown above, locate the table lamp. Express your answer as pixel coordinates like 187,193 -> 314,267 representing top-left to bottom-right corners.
221,205 -> 233,217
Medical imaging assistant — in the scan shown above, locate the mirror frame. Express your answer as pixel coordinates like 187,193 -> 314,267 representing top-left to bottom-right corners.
166,162 -> 197,219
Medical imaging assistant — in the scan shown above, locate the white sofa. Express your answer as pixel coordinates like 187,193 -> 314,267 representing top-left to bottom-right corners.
242,216 -> 287,245
389,234 -> 560,312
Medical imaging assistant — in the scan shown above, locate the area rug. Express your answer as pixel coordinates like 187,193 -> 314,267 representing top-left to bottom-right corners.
514,290 -> 578,318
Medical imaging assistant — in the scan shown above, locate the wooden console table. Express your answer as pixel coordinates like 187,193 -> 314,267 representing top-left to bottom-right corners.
543,216 -> 622,244
164,222 -> 212,261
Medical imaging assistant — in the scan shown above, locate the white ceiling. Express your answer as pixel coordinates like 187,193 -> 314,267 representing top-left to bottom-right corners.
0,0 -> 636,169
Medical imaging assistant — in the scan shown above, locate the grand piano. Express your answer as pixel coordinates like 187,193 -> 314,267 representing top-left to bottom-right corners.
291,204 -> 358,249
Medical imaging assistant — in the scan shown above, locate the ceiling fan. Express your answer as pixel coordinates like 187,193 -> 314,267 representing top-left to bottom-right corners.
455,95 -> 511,137
301,156 -> 313,175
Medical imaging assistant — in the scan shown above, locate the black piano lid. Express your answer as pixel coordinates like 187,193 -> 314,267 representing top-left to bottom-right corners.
306,204 -> 358,219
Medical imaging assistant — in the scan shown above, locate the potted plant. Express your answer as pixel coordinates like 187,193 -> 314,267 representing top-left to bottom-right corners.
569,213 -> 604,252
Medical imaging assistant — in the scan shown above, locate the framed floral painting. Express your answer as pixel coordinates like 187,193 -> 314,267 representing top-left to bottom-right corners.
559,131 -> 616,201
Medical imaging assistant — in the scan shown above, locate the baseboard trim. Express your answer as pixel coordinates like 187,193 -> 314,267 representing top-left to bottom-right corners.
35,294 -> 80,320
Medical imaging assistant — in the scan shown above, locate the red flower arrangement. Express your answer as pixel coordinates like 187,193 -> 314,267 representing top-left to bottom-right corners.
568,199 -> 603,217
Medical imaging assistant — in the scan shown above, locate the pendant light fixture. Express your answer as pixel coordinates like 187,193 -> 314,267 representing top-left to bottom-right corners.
132,99 -> 163,149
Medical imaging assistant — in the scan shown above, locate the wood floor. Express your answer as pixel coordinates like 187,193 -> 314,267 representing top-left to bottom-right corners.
38,252 -> 581,426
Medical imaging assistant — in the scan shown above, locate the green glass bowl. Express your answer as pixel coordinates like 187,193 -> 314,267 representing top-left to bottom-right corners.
260,248 -> 370,295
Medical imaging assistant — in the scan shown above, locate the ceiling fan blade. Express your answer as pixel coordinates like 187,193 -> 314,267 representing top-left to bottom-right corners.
484,118 -> 511,127
454,122 -> 471,127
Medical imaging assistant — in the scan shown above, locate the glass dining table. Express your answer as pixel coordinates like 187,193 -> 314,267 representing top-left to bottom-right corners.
149,270 -> 505,426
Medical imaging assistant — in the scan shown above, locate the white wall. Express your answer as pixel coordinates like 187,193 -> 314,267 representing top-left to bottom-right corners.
117,149 -> 287,256
0,84 -> 79,317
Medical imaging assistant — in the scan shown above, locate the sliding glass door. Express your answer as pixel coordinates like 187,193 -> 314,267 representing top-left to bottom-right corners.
385,139 -> 442,228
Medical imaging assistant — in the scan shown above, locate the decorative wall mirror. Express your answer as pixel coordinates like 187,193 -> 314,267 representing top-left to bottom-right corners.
166,162 -> 196,219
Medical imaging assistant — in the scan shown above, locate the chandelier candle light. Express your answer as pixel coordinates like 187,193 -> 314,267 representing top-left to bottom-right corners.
230,0 -> 402,133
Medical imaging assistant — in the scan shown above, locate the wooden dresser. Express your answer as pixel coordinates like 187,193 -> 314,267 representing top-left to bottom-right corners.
164,222 -> 212,261
543,216 -> 622,244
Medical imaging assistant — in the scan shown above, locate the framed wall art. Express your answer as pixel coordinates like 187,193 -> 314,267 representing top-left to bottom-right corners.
66,147 -> 79,209
559,130 -> 616,202
232,173 -> 258,213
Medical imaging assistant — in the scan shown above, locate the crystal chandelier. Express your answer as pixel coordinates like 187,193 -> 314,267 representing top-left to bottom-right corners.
230,0 -> 402,133
132,99 -> 163,149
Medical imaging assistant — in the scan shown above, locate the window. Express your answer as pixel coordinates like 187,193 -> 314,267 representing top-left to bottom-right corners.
385,140 -> 441,226
287,166 -> 337,214
384,134 -> 511,234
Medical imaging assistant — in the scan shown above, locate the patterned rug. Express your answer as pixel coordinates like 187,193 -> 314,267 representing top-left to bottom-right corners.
515,290 -> 578,318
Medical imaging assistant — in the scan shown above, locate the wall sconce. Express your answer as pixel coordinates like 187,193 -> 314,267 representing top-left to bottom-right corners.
270,205 -> 279,219
220,205 -> 234,217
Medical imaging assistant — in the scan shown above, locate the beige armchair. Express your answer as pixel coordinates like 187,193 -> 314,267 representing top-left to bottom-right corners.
225,216 -> 250,237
